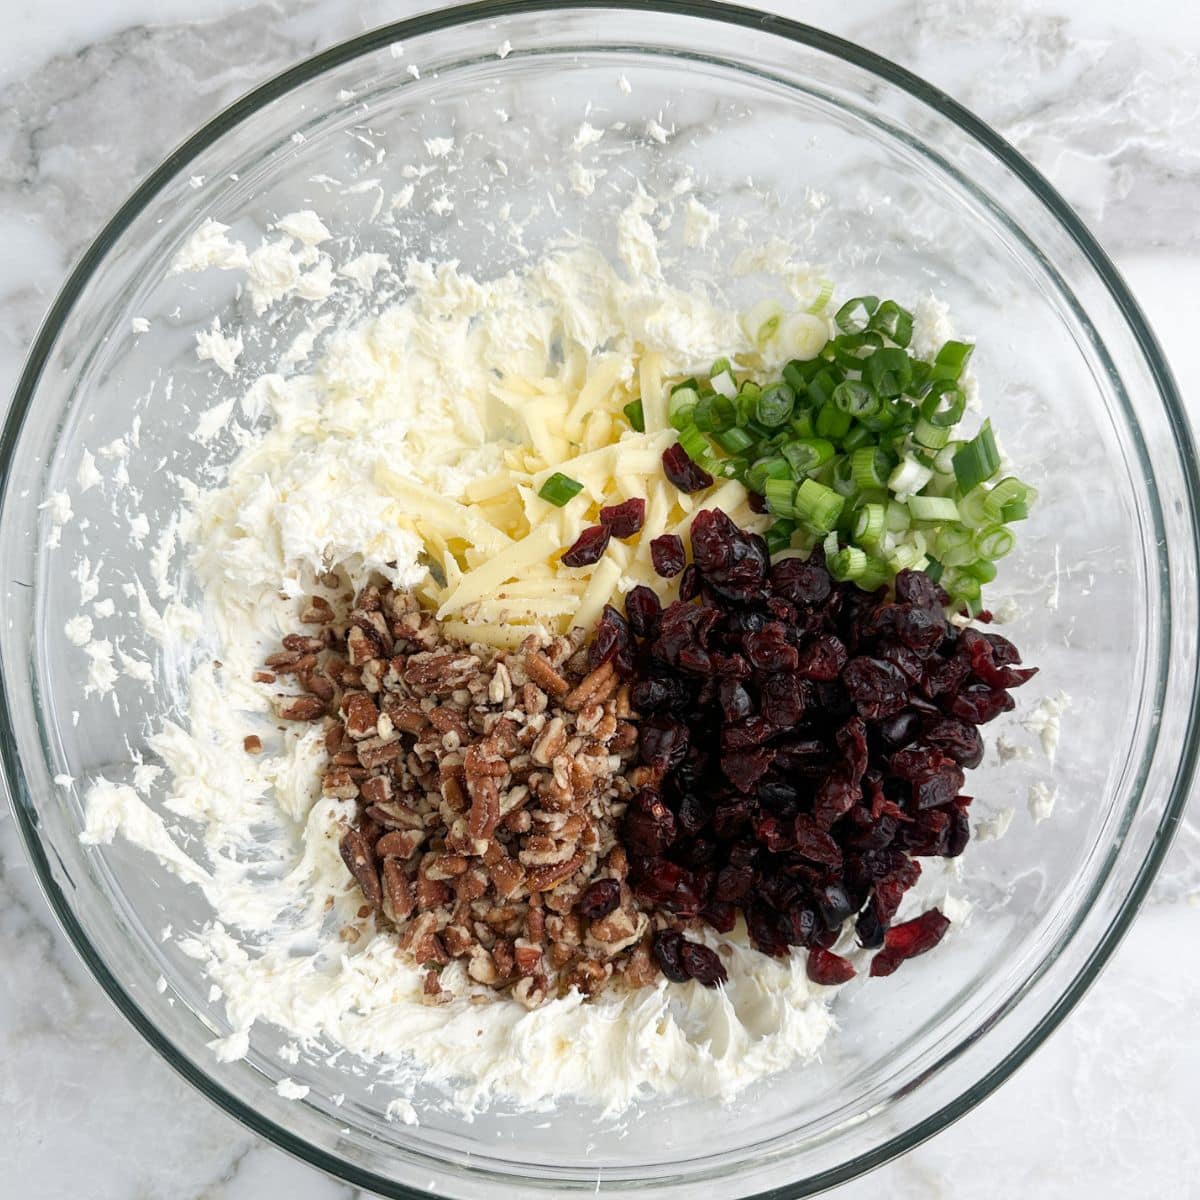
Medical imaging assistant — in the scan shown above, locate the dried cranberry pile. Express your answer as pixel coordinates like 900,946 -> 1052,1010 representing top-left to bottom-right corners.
590,509 -> 1036,986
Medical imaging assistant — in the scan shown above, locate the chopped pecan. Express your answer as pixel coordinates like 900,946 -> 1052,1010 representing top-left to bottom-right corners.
563,661 -> 616,712
274,694 -> 326,721
301,595 -> 335,624
523,651 -> 569,698
376,829 -> 425,859
243,735 -> 262,755
343,692 -> 381,740
340,828 -> 382,907
382,859 -> 415,921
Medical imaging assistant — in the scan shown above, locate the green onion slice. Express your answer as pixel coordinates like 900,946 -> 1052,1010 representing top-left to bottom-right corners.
622,399 -> 645,433
538,472 -> 583,507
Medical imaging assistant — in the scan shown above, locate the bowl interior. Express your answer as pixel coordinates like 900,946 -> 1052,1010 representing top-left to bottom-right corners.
2,5 -> 1194,1198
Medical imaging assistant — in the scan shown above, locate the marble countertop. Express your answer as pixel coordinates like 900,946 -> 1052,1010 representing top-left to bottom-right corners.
2,1 -> 1198,1197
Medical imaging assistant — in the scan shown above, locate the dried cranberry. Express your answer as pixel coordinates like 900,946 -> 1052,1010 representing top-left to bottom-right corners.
743,625 -> 799,671
894,568 -> 949,612
599,497 -> 646,538
678,563 -> 701,600
793,815 -> 844,867
770,556 -> 832,606
647,536 -> 686,582
575,879 -> 621,920
836,717 -> 869,781
652,929 -> 691,982
673,792 -> 712,837
945,804 -> 971,857
759,672 -> 806,727
633,858 -> 701,914
807,947 -> 856,986
622,789 -> 678,855
631,674 -> 690,713
691,508 -> 769,599
869,908 -> 951,977
878,710 -> 922,749
913,761 -> 965,809
719,679 -> 755,723
746,903 -> 791,957
747,489 -> 769,514
561,524 -> 611,567
680,942 -> 728,987
813,767 -> 861,829
624,585 -> 662,638
589,604 -> 631,672
723,748 -> 777,793
714,860 -> 756,902
700,901 -> 738,933
948,682 -> 1015,724
639,716 -> 690,773
816,883 -> 855,930
662,443 -> 714,493
843,656 -> 911,718
855,905 -> 886,949
795,635 -> 848,680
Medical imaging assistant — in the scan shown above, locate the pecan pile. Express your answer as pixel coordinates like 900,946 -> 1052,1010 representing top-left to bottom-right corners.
270,583 -> 658,1007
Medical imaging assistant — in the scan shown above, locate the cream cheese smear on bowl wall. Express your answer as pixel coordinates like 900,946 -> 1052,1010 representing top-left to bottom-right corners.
63,110 -> 1061,1121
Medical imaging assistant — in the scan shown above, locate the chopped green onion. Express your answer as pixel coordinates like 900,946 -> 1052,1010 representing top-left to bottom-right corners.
832,380 -> 883,419
974,523 -> 1015,559
936,526 -> 977,568
806,369 -> 840,409
925,556 -> 945,584
842,424 -> 875,452
765,519 -> 796,554
756,382 -> 796,428
952,420 -> 1001,493
920,380 -> 967,428
933,441 -> 963,475
831,331 -> 885,370
888,456 -> 934,498
885,501 -> 912,532
983,476 -> 1032,520
907,495 -> 960,523
913,416 -> 952,449
764,477 -> 797,517
887,542 -> 926,572
747,456 -> 792,493
962,558 -> 998,583
794,478 -> 845,533
1000,499 -> 1030,522
694,393 -> 736,434
834,295 -> 880,335
805,278 -> 835,314
783,358 -> 823,392
623,399 -> 645,433
783,438 -> 835,475
864,348 -> 913,399
668,386 -> 700,431
816,403 -> 853,440
957,486 -> 992,528
850,446 -> 893,490
854,502 -> 886,543
538,472 -> 583,507
829,545 -> 868,581
790,410 -> 816,438
678,423 -> 713,466
932,340 -> 974,382
869,300 -> 914,348
713,426 -> 754,455
858,557 -> 892,591
831,455 -> 859,498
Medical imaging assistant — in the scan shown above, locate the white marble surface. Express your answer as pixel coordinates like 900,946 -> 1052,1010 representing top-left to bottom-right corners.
2,1 -> 1198,1197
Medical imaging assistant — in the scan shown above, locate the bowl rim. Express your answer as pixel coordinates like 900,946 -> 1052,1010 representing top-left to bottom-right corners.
3,1 -> 1196,1196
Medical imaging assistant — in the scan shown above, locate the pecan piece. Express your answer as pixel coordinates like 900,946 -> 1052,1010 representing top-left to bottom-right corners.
381,859 -> 415,921
563,661 -> 617,712
343,693 -> 381,740
340,828 -> 382,906
523,651 -> 569,698
525,852 -> 586,893
322,769 -> 359,799
466,776 -> 501,840
274,694 -> 326,721
301,595 -> 334,624
376,829 -> 425,859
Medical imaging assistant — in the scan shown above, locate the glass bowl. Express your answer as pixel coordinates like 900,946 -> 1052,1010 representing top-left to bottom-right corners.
3,2 -> 1196,1197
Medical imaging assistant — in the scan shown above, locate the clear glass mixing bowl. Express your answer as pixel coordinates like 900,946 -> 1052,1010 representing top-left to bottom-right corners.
2,3 -> 1196,1196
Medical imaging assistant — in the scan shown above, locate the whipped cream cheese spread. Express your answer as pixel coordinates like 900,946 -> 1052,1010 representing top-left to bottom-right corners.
75,189 -> 982,1117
